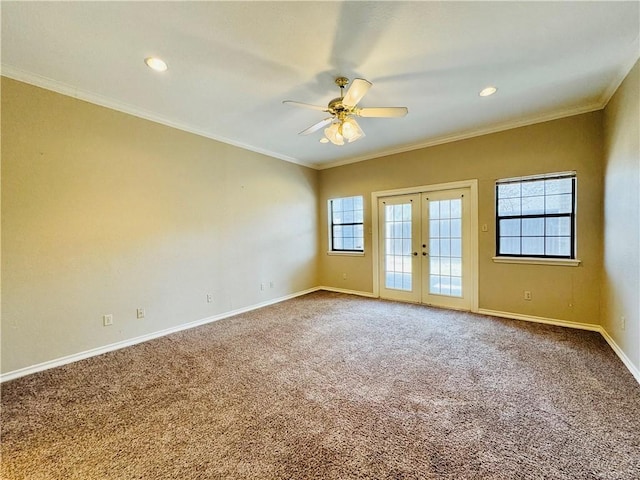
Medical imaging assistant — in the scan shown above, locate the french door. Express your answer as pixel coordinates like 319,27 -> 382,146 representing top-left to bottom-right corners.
378,188 -> 473,310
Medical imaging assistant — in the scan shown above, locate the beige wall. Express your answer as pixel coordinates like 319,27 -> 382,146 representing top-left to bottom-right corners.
602,59 -> 640,372
319,112 -> 604,324
4,67 -> 636,377
1,78 -> 319,374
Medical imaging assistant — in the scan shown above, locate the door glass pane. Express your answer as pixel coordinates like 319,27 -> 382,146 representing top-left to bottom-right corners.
430,239 -> 440,257
451,277 -> 462,297
440,276 -> 451,295
430,275 -> 441,294
440,257 -> 451,276
439,219 -> 450,237
402,273 -> 411,290
430,219 -> 439,237
450,199 -> 462,218
430,202 -> 440,219
429,198 -> 463,297
450,257 -> 462,276
384,203 -> 413,291
393,205 -> 402,221
440,201 -> 451,218
402,204 -> 412,221
450,219 -> 461,238
430,257 -> 440,275
450,238 -> 462,257
440,238 -> 450,256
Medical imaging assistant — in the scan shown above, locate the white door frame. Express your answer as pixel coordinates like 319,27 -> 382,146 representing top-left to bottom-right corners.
371,179 -> 479,312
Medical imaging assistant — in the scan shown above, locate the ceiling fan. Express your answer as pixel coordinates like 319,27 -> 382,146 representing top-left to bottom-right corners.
283,77 -> 408,145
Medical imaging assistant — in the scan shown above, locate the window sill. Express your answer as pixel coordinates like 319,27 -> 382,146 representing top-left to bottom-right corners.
327,251 -> 365,257
492,256 -> 581,267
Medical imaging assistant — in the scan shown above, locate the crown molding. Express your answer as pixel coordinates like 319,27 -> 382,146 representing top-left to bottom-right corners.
1,64 -> 316,170
316,40 -> 640,171
4,54 -> 636,173
315,101 -> 604,170
599,35 -> 640,108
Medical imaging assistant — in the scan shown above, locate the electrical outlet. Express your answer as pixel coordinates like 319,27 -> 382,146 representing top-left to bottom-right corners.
269,281 -> 274,289
136,308 -> 145,319
206,294 -> 213,303
342,273 -> 348,280
524,291 -> 532,301
103,314 -> 113,326
481,223 -> 488,232
260,283 -> 265,291
620,316 -> 626,330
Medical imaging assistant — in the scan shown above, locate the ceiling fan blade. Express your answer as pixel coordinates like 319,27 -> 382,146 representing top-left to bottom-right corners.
356,107 -> 408,118
342,78 -> 372,107
299,117 -> 334,135
283,100 -> 328,112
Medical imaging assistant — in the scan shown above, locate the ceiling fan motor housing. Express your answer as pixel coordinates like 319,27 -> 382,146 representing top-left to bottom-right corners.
328,97 -> 352,117
329,77 -> 353,118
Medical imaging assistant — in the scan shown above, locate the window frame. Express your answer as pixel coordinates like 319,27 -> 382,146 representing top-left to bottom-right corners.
328,195 -> 365,254
495,172 -> 577,260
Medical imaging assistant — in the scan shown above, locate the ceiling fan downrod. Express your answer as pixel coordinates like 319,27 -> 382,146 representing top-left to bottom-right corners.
335,76 -> 349,97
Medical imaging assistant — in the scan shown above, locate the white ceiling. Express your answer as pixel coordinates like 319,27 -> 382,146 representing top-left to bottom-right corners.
2,1 -> 639,169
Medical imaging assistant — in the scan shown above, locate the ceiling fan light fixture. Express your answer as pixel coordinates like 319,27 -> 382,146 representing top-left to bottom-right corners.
324,123 -> 344,146
339,117 -> 364,143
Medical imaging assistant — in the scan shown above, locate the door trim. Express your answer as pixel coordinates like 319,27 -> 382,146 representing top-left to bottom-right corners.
371,179 -> 479,312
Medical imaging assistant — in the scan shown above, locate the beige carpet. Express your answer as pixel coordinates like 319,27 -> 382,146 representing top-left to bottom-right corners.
2,291 -> 639,479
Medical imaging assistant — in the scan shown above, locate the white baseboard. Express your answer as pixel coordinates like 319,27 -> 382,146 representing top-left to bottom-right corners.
599,328 -> 640,384
479,308 -> 639,385
0,287 -> 321,383
477,308 -> 601,331
5,293 -> 638,387
317,286 -> 377,298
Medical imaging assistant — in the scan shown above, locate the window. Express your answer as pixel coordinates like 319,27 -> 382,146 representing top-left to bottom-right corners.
496,172 -> 576,258
329,196 -> 364,252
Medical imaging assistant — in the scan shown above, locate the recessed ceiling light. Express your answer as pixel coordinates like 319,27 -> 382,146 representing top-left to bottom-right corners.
479,86 -> 497,97
144,57 -> 168,72
319,137 -> 329,144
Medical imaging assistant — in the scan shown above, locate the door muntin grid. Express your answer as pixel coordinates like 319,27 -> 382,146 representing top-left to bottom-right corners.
384,202 -> 413,291
428,198 -> 463,297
